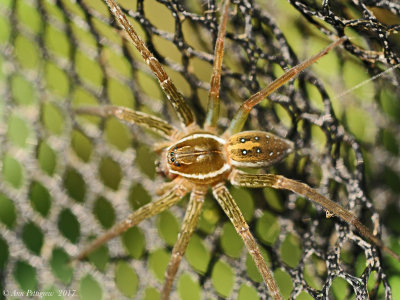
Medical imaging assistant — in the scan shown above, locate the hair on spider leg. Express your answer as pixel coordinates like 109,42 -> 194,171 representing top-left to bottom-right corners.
72,0 -> 400,299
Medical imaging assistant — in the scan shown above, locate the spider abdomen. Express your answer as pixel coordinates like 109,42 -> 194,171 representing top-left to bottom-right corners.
228,131 -> 293,167
166,133 -> 230,183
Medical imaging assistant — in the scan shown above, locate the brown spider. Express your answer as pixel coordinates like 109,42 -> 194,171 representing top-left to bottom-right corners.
74,0 -> 400,299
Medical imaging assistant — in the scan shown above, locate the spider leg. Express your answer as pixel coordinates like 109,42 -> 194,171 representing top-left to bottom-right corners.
230,170 -> 400,261
156,181 -> 178,196
103,0 -> 195,126
75,105 -> 176,139
74,178 -> 190,261
162,187 -> 207,300
204,0 -> 230,130
226,37 -> 347,135
212,183 -> 283,300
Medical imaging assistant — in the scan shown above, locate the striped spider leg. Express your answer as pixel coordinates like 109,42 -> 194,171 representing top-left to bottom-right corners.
229,171 -> 400,261
103,0 -> 195,127
74,176 -> 192,261
73,0 -> 400,299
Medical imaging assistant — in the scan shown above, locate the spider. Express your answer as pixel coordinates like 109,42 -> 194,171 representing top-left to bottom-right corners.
74,0 -> 400,299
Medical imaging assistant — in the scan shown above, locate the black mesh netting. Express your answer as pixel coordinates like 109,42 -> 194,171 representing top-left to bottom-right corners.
0,0 -> 400,299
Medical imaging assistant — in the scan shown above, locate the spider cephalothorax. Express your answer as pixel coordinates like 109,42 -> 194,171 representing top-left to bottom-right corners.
74,0 -> 400,299
165,132 -> 229,184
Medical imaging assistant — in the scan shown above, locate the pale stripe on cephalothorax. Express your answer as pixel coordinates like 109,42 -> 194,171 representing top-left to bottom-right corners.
169,163 -> 231,179
166,133 -> 227,151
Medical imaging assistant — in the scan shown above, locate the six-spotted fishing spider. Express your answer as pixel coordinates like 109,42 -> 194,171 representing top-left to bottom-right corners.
74,0 -> 400,299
